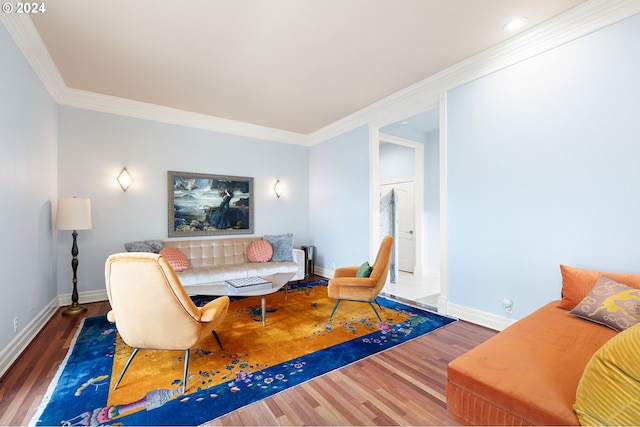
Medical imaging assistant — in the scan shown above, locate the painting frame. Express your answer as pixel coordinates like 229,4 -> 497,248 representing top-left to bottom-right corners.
167,171 -> 254,237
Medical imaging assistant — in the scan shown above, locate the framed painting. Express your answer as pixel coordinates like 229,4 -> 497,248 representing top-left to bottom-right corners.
168,171 -> 254,237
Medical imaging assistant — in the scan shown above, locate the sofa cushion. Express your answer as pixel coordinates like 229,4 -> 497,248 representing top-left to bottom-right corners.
559,265 -> 640,310
574,323 -> 640,426
569,275 -> 640,332
175,262 -> 298,286
247,239 -> 273,263
164,238 -> 256,268
159,247 -> 190,272
263,234 -> 294,262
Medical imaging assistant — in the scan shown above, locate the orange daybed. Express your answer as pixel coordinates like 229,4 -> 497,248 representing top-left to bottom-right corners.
446,301 -> 615,425
446,265 -> 640,426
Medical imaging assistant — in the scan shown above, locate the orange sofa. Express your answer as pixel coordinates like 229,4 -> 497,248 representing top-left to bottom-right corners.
446,265 -> 640,426
446,301 -> 616,425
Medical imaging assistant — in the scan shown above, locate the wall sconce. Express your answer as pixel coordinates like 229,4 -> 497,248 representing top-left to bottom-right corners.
274,179 -> 283,198
117,167 -> 131,191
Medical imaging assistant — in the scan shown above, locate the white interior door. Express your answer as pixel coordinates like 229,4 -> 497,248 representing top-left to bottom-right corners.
395,181 -> 416,273
381,181 -> 415,273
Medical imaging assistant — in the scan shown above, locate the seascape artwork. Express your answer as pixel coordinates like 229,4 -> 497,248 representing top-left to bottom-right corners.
167,171 -> 254,237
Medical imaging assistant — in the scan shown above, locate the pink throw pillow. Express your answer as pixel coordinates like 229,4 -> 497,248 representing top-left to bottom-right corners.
159,247 -> 190,272
247,240 -> 273,263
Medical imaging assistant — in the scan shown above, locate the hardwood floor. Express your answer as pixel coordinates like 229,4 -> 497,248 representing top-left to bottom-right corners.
0,283 -> 496,426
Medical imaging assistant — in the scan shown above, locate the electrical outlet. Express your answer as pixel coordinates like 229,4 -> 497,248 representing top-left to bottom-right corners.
13,317 -> 18,333
502,298 -> 513,314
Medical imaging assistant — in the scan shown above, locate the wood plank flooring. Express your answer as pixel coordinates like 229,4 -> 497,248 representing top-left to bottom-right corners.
0,282 -> 496,426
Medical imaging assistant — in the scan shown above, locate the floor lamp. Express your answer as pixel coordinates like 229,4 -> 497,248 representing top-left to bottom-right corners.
56,197 -> 92,316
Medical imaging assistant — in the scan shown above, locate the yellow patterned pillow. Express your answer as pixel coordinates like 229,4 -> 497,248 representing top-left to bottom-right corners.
568,276 -> 640,332
574,323 -> 640,425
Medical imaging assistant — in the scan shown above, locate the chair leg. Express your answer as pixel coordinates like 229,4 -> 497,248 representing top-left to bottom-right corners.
113,347 -> 139,390
182,349 -> 190,393
374,298 -> 383,311
330,299 -> 384,322
369,302 -> 383,322
212,330 -> 223,350
329,299 -> 341,321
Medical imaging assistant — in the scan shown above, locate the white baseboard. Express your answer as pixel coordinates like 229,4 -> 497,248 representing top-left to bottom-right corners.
0,297 -> 58,379
57,289 -> 109,306
446,302 -> 516,331
312,268 -> 514,331
1,289 -> 109,379
314,266 -> 333,279
437,295 -> 448,314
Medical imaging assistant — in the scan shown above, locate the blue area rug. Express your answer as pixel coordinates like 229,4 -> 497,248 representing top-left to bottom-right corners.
32,280 -> 455,426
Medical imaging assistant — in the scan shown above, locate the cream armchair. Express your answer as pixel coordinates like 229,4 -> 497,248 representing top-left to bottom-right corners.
327,235 -> 394,322
105,252 -> 229,392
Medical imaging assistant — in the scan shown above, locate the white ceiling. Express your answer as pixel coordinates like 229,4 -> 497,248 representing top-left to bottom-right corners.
25,0 -> 592,135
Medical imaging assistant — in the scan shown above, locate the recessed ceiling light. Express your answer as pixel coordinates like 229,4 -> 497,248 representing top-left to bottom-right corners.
503,17 -> 529,33
401,121 -> 409,125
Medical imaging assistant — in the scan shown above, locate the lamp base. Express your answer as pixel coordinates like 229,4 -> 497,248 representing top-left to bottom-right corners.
62,303 -> 88,316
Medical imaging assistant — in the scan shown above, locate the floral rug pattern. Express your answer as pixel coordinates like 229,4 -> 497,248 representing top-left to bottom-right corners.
32,280 -> 456,426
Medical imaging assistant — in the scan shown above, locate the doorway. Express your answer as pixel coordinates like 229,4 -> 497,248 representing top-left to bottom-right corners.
374,108 -> 441,308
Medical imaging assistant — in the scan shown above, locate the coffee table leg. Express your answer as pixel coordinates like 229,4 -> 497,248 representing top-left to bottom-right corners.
262,295 -> 266,327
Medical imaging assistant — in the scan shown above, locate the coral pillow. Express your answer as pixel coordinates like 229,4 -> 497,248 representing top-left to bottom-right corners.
247,240 -> 273,263
574,323 -> 640,425
159,247 -> 190,272
568,276 -> 640,332
559,265 -> 640,310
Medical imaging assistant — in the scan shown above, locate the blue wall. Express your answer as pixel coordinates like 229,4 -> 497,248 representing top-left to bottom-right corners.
446,13 -> 640,318
0,24 -> 58,351
309,126 -> 370,270
56,107 -> 311,295
3,10 -> 640,361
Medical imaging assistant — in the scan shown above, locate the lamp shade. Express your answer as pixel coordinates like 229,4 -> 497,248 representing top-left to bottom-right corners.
55,198 -> 92,231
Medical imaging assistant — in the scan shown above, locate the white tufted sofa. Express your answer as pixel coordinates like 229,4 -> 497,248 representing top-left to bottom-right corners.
163,237 -> 304,287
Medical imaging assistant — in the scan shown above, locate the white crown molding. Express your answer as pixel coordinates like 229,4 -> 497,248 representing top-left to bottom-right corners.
379,133 -> 423,148
0,13 -> 66,100
58,88 -> 308,146
1,14 -> 307,146
307,0 -> 640,145
3,0 -> 639,146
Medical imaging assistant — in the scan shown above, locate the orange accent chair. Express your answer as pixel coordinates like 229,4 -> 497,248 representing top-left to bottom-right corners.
105,252 -> 229,392
327,235 -> 393,322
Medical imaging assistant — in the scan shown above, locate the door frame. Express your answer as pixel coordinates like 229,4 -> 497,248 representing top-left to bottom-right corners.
369,97 -> 448,313
373,132 -> 425,278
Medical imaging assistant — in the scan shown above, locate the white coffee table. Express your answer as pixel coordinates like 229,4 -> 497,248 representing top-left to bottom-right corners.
185,272 -> 296,327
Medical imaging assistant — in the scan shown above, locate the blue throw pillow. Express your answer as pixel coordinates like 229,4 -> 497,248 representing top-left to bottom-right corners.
124,240 -> 164,253
263,233 -> 294,262
356,262 -> 372,278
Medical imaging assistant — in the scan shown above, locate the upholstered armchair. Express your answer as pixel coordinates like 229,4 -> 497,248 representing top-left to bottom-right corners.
105,252 -> 229,392
327,235 -> 394,322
